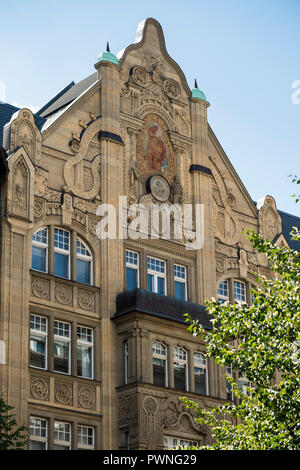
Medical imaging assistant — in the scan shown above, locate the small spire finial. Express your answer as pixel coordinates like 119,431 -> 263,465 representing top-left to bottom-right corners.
106,42 -> 110,52
194,79 -> 198,89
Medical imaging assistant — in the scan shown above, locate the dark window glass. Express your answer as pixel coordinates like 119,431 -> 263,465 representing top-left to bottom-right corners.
157,277 -> 165,295
174,362 -> 186,390
194,367 -> 207,395
153,357 -> 166,387
30,335 -> 46,369
174,281 -> 185,300
77,258 -> 91,285
32,246 -> 47,272
54,252 -> 69,278
126,267 -> 138,290
54,340 -> 69,374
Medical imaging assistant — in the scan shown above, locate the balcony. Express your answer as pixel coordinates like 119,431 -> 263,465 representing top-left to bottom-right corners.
115,288 -> 212,329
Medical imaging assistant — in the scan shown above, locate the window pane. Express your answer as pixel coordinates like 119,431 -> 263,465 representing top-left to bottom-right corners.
77,344 -> 92,378
174,362 -> 186,391
234,281 -> 246,302
30,335 -> 46,369
54,229 -> 70,251
174,280 -> 185,300
29,440 -> 47,450
126,267 -> 138,291
77,258 -> 91,284
54,340 -> 70,374
157,276 -> 165,295
54,252 -> 69,278
78,426 -> 94,447
32,246 -> 47,272
194,367 -> 207,395
147,274 -> 154,292
153,357 -> 166,387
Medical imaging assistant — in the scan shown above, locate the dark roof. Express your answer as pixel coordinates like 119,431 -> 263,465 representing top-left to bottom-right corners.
0,102 -> 46,147
114,288 -> 212,329
278,209 -> 300,251
38,73 -> 98,118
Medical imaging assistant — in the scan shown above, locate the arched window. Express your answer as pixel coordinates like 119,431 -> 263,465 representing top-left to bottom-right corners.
152,341 -> 168,387
217,280 -> 229,303
32,228 -> 48,273
194,352 -> 208,395
76,238 -> 93,285
173,346 -> 188,391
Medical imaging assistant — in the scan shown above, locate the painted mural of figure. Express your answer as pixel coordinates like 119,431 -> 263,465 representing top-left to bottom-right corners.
144,124 -> 168,173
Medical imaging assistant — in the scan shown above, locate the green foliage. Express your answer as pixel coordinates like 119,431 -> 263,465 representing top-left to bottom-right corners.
0,397 -> 28,450
290,174 -> 300,203
182,223 -> 300,449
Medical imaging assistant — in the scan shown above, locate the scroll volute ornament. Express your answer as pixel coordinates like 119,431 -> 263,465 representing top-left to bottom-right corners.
64,117 -> 102,200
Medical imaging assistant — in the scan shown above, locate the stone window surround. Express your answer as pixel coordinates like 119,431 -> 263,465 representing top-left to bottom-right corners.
124,243 -> 193,301
149,338 -> 210,395
217,277 -> 255,305
28,412 -> 98,450
29,309 -> 99,381
31,225 -> 94,286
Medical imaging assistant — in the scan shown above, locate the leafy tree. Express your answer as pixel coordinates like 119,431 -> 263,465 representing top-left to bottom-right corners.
182,193 -> 300,449
0,397 -> 28,449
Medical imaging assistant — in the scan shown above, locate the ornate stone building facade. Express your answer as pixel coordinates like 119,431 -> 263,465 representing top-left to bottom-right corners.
0,18 -> 299,450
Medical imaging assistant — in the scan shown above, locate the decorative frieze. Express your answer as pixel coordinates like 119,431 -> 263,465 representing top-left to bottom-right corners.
54,381 -> 73,405
55,283 -> 72,306
30,376 -> 49,401
31,277 -> 50,300
78,288 -> 95,312
78,385 -> 96,410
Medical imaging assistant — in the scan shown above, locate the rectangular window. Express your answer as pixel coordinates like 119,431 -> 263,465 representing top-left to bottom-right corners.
54,321 -> 71,374
174,264 -> 187,301
234,280 -> 246,303
173,347 -> 188,391
30,314 -> 48,370
152,342 -> 167,387
54,421 -> 71,450
125,250 -> 139,290
77,326 -> 93,379
147,257 -> 166,295
194,352 -> 208,396
29,417 -> 48,450
77,425 -> 95,450
32,229 -> 48,273
164,436 -> 198,449
54,229 -> 70,279
217,280 -> 229,303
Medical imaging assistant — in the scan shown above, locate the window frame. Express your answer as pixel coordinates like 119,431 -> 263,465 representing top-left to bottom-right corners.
77,325 -> 94,380
194,351 -> 209,396
54,228 -> 71,280
125,249 -> 140,290
173,346 -> 189,391
53,320 -> 71,375
53,421 -> 72,450
31,227 -> 48,274
234,279 -> 247,304
173,263 -> 187,301
77,425 -> 95,450
29,314 -> 48,371
76,238 -> 93,285
147,256 -> 167,295
152,341 -> 168,387
217,279 -> 229,303
164,435 -> 198,449
29,416 -> 48,450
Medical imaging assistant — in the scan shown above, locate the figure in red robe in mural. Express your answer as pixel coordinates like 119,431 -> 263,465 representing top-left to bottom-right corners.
145,125 -> 167,173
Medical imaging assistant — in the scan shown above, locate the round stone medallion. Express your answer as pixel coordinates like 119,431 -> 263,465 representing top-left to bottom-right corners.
148,175 -> 170,202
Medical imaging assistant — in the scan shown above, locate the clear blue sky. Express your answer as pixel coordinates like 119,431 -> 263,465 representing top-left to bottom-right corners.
1,0 -> 299,215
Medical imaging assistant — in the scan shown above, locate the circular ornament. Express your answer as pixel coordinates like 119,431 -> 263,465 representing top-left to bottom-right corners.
163,79 -> 181,99
148,175 -> 170,202
131,66 -> 149,88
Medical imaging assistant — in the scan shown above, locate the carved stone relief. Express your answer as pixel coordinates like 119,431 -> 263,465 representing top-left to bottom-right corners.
8,108 -> 42,163
78,385 -> 96,410
31,277 -> 50,300
55,382 -> 73,405
30,376 -> 49,401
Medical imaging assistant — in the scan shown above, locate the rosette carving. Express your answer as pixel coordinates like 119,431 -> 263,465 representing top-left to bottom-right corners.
30,377 -> 49,401
55,382 -> 72,405
78,386 -> 96,409
31,277 -> 50,300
